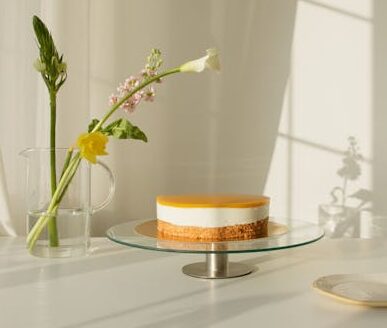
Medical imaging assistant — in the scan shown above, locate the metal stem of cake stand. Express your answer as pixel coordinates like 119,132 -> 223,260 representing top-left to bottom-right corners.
182,253 -> 253,279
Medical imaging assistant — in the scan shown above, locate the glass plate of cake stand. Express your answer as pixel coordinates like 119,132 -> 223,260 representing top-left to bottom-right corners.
106,219 -> 324,279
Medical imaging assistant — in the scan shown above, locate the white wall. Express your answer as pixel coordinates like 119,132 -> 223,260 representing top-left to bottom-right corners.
1,0 -> 385,236
265,0 -> 386,236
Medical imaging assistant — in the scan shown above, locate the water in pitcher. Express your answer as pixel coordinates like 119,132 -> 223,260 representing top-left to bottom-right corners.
27,208 -> 90,257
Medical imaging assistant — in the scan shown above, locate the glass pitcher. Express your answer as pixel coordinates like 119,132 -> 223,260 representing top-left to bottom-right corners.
21,148 -> 115,258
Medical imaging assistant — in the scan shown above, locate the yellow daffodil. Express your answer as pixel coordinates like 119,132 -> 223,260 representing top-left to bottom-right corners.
179,48 -> 220,73
77,132 -> 108,164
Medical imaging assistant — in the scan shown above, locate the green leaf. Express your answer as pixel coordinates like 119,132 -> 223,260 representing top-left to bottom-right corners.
87,118 -> 148,142
103,119 -> 148,142
88,119 -> 100,132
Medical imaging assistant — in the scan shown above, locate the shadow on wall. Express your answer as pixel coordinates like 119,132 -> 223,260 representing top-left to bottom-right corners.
319,137 -> 387,239
211,0 -> 298,195
319,137 -> 373,238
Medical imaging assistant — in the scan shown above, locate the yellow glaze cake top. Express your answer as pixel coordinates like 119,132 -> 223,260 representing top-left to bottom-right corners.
157,194 -> 270,208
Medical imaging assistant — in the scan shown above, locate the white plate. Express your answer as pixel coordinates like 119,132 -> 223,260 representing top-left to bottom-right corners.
313,273 -> 387,307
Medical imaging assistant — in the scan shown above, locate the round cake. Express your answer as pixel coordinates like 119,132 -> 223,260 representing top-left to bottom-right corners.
156,194 -> 270,242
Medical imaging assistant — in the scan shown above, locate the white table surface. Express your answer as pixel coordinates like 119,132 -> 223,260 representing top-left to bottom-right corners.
1,237 -> 387,328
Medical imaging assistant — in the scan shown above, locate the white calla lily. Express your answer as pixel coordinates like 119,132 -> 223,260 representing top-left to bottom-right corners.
180,48 -> 220,73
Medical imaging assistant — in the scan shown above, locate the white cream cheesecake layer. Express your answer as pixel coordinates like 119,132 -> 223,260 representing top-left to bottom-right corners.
157,203 -> 269,228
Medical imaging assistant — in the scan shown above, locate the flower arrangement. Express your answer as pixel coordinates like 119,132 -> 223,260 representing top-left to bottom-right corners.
27,16 -> 220,251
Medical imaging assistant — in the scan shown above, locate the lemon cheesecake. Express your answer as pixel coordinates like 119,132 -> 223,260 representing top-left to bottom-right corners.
156,194 -> 270,241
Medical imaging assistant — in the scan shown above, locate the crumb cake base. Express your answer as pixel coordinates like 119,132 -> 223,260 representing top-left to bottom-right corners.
157,218 -> 269,242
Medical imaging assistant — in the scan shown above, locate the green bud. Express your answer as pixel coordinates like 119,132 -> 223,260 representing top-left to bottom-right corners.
146,48 -> 163,71
51,56 -> 58,67
57,62 -> 67,74
33,58 -> 46,73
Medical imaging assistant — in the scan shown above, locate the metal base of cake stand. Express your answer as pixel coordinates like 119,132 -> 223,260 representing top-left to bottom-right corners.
182,253 -> 253,279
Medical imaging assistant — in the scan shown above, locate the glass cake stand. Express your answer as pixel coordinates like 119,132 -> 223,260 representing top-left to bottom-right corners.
106,219 -> 324,279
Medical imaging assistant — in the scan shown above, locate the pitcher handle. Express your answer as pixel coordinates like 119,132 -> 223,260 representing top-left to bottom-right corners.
92,160 -> 116,214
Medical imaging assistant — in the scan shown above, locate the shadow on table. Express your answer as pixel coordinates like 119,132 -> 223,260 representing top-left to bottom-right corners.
60,244 -> 387,328
239,238 -> 387,266
60,252 -> 302,328
0,241 -> 172,290
329,308 -> 387,328
135,293 -> 296,328
62,290 -> 296,328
